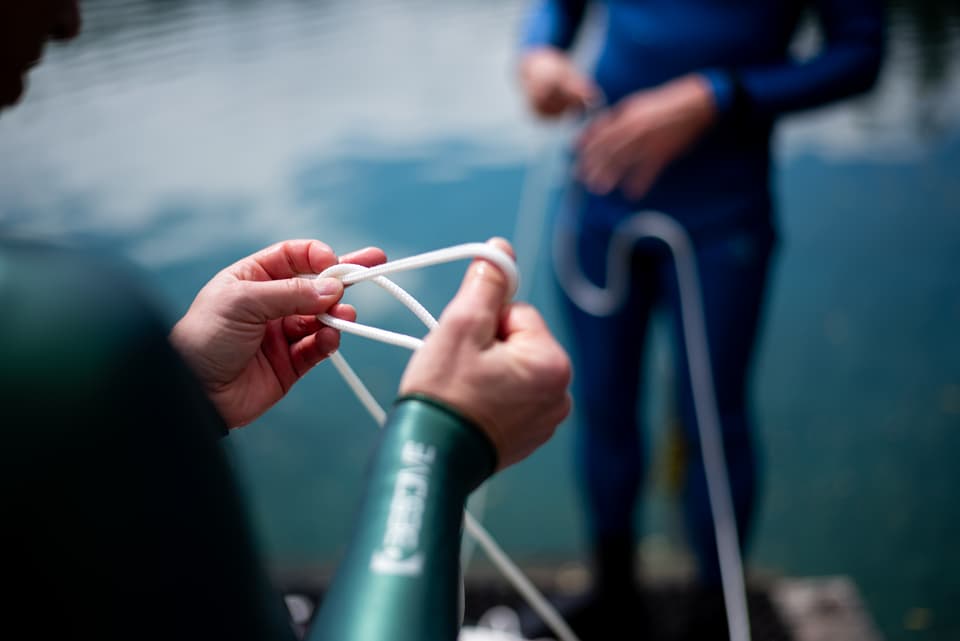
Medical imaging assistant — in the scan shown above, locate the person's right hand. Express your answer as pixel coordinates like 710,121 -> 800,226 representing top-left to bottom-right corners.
399,239 -> 573,470
519,47 -> 598,119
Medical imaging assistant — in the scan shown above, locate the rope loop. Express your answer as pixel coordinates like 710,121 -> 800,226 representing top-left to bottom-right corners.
311,243 -> 519,350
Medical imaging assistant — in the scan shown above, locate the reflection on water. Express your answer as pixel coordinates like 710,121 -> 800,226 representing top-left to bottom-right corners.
780,0 -> 960,157
1,2 -> 958,640
890,0 -> 960,87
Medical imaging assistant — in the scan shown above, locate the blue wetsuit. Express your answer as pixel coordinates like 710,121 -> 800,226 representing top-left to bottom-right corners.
522,0 -> 883,587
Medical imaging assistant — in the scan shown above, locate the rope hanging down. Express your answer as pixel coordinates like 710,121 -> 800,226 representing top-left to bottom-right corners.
554,211 -> 752,641
310,242 -> 580,641
511,113 -> 752,641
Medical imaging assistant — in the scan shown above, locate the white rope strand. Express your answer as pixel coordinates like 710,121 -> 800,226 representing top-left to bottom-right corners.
313,244 -> 579,641
328,352 -> 387,426
320,314 -> 425,351
464,513 -> 579,641
513,118 -> 752,641
551,191 -> 753,641
332,243 -> 519,298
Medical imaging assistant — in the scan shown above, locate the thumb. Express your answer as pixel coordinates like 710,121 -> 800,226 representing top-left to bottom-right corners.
440,238 -> 515,342
241,277 -> 344,322
565,71 -> 598,107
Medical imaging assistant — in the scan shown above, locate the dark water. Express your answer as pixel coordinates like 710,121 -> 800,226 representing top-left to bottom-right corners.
1,2 -> 958,639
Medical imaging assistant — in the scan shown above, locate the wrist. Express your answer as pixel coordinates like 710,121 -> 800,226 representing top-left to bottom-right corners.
678,73 -> 718,128
699,69 -> 733,115
699,69 -> 752,129
168,321 -> 200,378
520,44 -> 564,60
391,394 -> 498,487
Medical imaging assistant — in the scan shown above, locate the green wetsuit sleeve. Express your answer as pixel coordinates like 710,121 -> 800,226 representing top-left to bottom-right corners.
308,395 -> 497,641
0,241 -> 293,641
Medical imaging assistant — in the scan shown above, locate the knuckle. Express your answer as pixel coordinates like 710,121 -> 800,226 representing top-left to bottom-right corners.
288,277 -> 310,296
475,258 -> 509,287
439,305 -> 477,335
294,315 -> 313,335
528,344 -> 572,391
444,304 -> 474,328
559,393 -> 573,421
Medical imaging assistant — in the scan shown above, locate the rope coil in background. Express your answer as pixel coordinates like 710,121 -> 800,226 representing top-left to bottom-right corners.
513,118 -> 753,641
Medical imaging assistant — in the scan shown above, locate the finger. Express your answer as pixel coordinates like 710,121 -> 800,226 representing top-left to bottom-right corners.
242,277 -> 343,322
623,160 -> 664,200
340,246 -> 387,268
284,303 -> 355,343
440,238 -> 515,342
582,153 -> 632,195
328,303 -> 357,321
579,111 -> 631,162
284,303 -> 356,342
497,301 -> 551,339
499,303 -> 573,389
579,120 -> 638,194
577,109 -> 615,149
260,319 -> 299,393
564,72 -> 599,109
229,239 -> 338,281
536,92 -> 566,117
536,98 -> 567,118
283,314 -> 324,342
530,84 -> 568,117
290,327 -> 341,378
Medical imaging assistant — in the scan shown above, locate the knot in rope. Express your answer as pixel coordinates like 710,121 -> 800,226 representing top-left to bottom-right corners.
312,242 -> 520,352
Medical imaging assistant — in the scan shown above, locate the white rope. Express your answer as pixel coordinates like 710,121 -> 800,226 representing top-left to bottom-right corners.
555,210 -> 751,641
515,126 -> 753,641
312,243 -> 580,641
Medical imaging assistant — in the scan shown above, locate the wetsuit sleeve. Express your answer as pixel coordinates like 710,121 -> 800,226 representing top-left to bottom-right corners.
703,0 -> 884,119
307,394 -> 497,641
520,0 -> 589,51
1,241 -> 294,641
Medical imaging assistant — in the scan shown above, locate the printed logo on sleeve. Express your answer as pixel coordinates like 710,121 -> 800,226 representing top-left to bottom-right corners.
370,441 -> 436,576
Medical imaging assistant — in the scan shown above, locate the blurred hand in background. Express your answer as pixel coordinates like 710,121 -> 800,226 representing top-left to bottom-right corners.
576,73 -> 717,198
519,46 -> 598,118
519,48 -> 716,199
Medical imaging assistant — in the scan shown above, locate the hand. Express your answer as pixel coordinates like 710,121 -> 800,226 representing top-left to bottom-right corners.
519,47 -> 598,119
577,73 -> 717,198
399,239 -> 572,469
170,240 -> 387,428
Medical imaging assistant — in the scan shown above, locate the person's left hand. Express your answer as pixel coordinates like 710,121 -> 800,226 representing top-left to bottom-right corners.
170,240 -> 386,428
577,73 -> 717,199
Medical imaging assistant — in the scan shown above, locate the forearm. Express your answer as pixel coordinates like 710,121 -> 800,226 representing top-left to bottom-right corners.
520,0 -> 588,51
308,395 -> 496,641
704,0 -> 884,120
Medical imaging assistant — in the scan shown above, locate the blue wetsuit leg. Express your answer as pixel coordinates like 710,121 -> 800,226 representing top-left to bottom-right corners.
559,195 -> 657,545
559,187 -> 775,587
661,222 -> 776,587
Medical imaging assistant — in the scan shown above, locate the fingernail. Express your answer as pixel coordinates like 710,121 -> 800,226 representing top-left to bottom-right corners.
314,278 -> 342,296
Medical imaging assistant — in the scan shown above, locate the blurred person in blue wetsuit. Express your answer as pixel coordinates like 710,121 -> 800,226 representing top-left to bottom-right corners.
518,0 -> 884,634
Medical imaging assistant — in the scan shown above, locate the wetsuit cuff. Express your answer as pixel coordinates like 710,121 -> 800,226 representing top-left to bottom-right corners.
701,68 -> 736,115
392,393 -> 498,491
702,68 -> 755,133
307,394 -> 496,641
